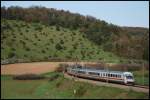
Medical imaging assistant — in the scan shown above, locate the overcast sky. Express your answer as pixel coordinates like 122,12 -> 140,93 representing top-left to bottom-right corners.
1,1 -> 149,28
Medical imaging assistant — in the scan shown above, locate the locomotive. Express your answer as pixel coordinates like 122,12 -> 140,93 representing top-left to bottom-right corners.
66,64 -> 135,85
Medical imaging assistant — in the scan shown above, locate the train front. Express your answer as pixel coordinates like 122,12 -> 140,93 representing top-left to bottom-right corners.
123,72 -> 135,85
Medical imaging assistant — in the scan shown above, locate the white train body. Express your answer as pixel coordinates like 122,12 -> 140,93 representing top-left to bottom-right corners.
67,66 -> 135,85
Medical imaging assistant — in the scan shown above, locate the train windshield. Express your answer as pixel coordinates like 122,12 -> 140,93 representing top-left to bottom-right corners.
126,76 -> 133,79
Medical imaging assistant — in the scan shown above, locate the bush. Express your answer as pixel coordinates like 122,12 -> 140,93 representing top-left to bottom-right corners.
56,25 -> 60,31
49,74 -> 59,81
57,63 -> 69,72
25,47 -> 30,51
50,39 -> 54,43
24,54 -> 27,57
34,26 -> 43,31
20,32 -> 23,35
33,43 -> 37,45
26,29 -> 29,32
8,52 -> 16,58
11,48 -> 16,51
42,50 -> 46,53
55,43 -> 63,50
13,74 -> 45,80
60,40 -> 64,44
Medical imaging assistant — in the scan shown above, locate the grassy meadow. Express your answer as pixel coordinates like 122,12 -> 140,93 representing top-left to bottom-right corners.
1,72 -> 149,99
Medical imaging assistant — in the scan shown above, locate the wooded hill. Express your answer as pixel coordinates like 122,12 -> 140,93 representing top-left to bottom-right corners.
1,6 -> 149,62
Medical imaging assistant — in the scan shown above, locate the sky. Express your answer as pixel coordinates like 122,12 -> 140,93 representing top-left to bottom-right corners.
1,1 -> 149,28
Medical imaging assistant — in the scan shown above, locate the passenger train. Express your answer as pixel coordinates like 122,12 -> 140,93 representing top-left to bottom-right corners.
66,64 -> 135,85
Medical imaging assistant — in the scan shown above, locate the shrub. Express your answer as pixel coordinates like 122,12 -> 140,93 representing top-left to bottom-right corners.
49,74 -> 59,81
42,50 -> 46,53
58,63 -> 69,72
25,37 -> 29,40
46,47 -> 49,50
34,25 -> 43,32
55,43 -> 63,50
27,25 -> 30,28
33,43 -> 37,46
24,54 -> 27,57
50,39 -> 54,43
26,29 -> 29,32
34,34 -> 38,38
60,40 -> 64,44
11,38 -> 16,41
11,48 -> 16,51
8,52 -> 16,58
20,32 -> 23,35
13,35 -> 16,38
25,47 -> 30,51
72,32 -> 76,35
13,74 -> 45,80
56,25 -> 60,31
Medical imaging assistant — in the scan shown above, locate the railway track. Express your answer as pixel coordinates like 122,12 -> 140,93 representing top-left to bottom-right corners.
133,84 -> 149,89
64,73 -> 149,93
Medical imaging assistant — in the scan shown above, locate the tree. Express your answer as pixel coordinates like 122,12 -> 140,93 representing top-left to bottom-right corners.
55,43 -> 63,50
56,25 -> 60,31
8,52 -> 16,58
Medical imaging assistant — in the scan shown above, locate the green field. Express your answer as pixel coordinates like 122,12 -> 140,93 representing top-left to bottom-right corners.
1,72 -> 149,99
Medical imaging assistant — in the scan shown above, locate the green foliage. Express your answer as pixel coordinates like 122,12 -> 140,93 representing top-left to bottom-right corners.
55,43 -> 63,50
8,52 -> 16,58
13,74 -> 46,80
1,19 -> 148,64
56,25 -> 60,31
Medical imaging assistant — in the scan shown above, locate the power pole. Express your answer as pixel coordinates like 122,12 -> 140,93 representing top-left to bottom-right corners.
143,62 -> 145,85
105,59 -> 108,84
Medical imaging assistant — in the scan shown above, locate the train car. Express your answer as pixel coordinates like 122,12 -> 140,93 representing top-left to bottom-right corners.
66,66 -> 135,85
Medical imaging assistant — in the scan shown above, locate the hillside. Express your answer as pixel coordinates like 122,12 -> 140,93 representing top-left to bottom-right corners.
1,6 -> 149,63
1,19 -> 120,63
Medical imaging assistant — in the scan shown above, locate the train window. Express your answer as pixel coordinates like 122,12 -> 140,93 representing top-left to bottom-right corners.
78,71 -> 86,74
118,75 -> 121,78
100,73 -> 102,77
116,75 -> 118,77
108,74 -> 110,77
89,72 -> 99,76
103,73 -> 105,77
115,74 -> 117,77
112,74 -> 114,77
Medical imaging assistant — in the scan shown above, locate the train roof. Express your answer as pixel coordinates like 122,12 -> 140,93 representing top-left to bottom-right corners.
70,67 -> 124,74
69,65 -> 133,75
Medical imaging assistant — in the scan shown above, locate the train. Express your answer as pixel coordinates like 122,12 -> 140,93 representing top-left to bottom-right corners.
66,64 -> 135,85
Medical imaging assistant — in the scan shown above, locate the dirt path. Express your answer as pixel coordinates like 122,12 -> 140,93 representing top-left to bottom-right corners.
1,62 -> 100,75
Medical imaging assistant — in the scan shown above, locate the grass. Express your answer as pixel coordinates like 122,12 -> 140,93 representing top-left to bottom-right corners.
1,19 -> 121,63
133,70 -> 149,86
1,72 -> 149,99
